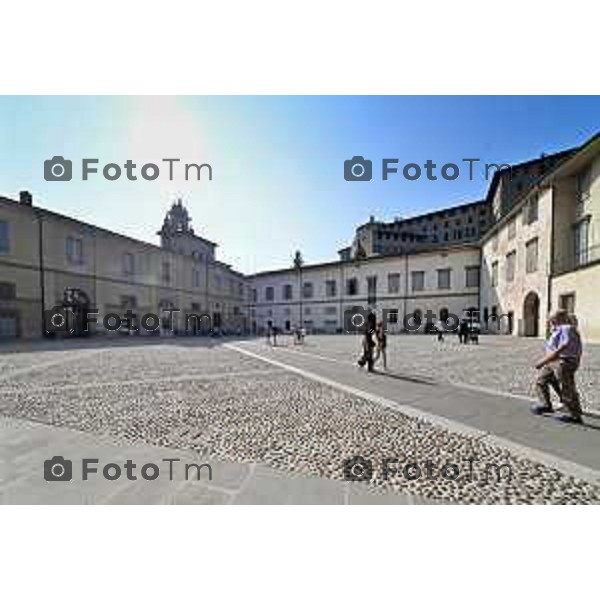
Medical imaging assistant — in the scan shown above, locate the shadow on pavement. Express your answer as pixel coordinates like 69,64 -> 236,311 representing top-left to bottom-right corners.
372,369 -> 437,386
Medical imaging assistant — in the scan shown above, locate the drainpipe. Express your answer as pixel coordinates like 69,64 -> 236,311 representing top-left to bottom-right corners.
37,211 -> 46,337
547,184 -> 555,317
402,253 -> 408,330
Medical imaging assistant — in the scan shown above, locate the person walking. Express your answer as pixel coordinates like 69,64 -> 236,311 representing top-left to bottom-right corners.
435,318 -> 445,342
532,309 -> 583,424
458,319 -> 469,344
357,313 -> 377,372
374,321 -> 388,370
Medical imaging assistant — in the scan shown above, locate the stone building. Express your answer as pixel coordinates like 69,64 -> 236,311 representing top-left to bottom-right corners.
481,132 -> 600,341
252,132 -> 600,342
2,130 -> 600,342
249,244 -> 481,335
0,195 -> 247,339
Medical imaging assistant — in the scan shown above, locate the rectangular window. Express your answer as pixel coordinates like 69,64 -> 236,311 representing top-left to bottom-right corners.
192,269 -> 201,288
465,266 -> 480,288
265,286 -> 274,301
0,281 -> 16,300
123,252 -> 134,275
411,270 -> 425,292
559,293 -> 576,314
386,309 -> 399,324
325,280 -> 337,297
491,261 -> 499,287
66,236 -> 84,264
161,261 -> 171,284
507,217 -> 517,240
574,220 -> 590,266
324,306 -> 337,315
523,195 -> 539,225
367,275 -> 377,304
506,250 -> 516,282
526,237 -> 539,273
346,278 -> 358,296
437,269 -> 451,290
387,273 -> 401,294
303,281 -> 314,299
251,288 -> 257,303
283,284 -> 293,300
0,221 -> 9,253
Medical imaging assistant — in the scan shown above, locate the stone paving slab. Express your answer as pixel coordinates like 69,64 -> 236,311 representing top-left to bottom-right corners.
1,339 -> 600,503
0,416 -> 429,505
275,334 -> 600,413
230,341 -> 600,479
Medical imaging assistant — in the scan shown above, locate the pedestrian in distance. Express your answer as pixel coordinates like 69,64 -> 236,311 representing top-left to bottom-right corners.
435,318 -> 445,342
374,321 -> 388,370
357,313 -> 377,372
532,309 -> 583,424
458,319 -> 469,344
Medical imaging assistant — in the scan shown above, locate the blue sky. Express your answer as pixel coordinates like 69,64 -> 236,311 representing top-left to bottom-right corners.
1,96 -> 598,273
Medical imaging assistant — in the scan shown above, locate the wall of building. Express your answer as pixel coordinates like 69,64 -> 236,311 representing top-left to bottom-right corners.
0,201 -> 42,338
480,186 -> 553,336
0,196 -> 247,339
249,246 -> 480,334
552,263 -> 600,343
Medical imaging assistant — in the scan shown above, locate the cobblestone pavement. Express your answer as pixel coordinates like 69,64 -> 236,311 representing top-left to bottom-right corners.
281,334 -> 600,414
0,338 -> 599,504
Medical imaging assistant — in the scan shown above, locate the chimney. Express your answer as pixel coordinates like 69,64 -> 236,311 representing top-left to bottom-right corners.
19,190 -> 33,206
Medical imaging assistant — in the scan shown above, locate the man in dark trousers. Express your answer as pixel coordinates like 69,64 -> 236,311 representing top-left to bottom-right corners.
357,312 -> 377,372
532,310 -> 583,424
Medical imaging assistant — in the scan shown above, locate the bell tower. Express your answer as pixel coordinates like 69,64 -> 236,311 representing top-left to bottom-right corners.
158,199 -> 216,260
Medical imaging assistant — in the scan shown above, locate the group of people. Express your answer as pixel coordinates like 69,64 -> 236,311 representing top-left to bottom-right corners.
533,309 -> 584,424
433,318 -> 478,344
265,308 -> 586,426
266,322 -> 305,346
357,313 -> 387,372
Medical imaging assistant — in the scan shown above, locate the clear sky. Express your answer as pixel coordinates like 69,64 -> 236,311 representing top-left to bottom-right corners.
1,96 -> 598,273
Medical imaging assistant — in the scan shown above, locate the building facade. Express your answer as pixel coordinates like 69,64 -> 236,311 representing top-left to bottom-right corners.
249,245 -> 481,335
0,196 -> 247,339
479,134 -> 600,342
1,131 -> 599,342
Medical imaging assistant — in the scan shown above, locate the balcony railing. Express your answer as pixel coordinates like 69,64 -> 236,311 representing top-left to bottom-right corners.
552,244 -> 600,276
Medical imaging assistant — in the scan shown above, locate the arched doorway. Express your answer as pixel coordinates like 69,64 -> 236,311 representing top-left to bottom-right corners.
523,292 -> 540,337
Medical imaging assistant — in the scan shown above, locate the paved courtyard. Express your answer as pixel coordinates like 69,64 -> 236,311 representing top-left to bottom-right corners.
1,334 -> 600,504
281,333 -> 600,414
